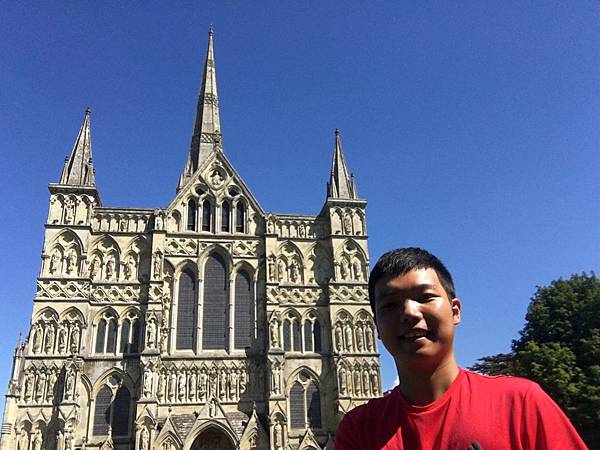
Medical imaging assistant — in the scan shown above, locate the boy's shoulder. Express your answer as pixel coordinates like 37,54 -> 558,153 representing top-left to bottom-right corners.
461,369 -> 540,399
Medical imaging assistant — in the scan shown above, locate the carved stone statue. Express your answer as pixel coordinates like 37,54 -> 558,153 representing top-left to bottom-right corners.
146,318 -> 157,349
65,199 -> 75,224
353,368 -> 362,396
343,323 -> 354,352
271,364 -> 281,395
341,258 -> 350,281
365,325 -> 375,352
36,372 -> 46,402
17,431 -> 28,450
157,373 -> 165,400
23,372 -> 34,400
65,429 -> 75,450
32,431 -> 42,450
57,326 -> 67,353
32,326 -> 42,353
339,366 -> 347,395
105,259 -> 114,279
362,368 -> 371,396
198,369 -> 208,401
239,368 -> 247,394
177,372 -> 186,400
153,252 -> 162,279
70,323 -> 81,353
168,372 -> 176,402
44,325 -> 55,353
209,398 -> 217,417
64,368 -> 75,400
123,257 -> 132,280
229,369 -> 238,400
47,371 -> 57,402
352,257 -> 363,281
49,253 -> 58,275
218,370 -> 227,400
89,256 -> 100,279
139,427 -> 149,450
268,258 -> 276,282
370,368 -> 379,394
334,324 -> 343,352
188,371 -> 197,400
65,251 -> 76,275
355,325 -> 365,352
343,212 -> 352,234
269,320 -> 279,348
277,260 -> 285,283
273,421 -> 283,450
289,260 -> 300,283
143,367 -> 153,398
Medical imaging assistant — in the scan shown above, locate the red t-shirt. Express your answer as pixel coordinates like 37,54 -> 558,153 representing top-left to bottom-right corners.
335,369 -> 587,450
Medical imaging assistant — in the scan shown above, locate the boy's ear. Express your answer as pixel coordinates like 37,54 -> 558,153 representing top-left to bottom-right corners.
451,298 -> 461,325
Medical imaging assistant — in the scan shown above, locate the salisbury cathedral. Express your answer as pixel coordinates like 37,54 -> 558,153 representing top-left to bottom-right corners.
0,31 -> 380,450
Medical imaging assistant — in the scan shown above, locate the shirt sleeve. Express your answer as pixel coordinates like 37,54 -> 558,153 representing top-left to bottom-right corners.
334,412 -> 363,450
523,382 -> 588,450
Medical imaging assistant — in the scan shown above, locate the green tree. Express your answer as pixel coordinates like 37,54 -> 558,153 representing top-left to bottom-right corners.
470,273 -> 600,447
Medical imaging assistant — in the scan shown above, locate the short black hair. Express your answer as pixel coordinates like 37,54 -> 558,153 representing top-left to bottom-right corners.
368,247 -> 456,315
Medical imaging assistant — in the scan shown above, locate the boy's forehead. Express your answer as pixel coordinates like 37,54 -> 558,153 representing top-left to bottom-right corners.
374,268 -> 443,296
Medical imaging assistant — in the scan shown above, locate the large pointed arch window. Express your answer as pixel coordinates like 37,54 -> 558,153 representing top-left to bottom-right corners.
202,254 -> 228,350
289,372 -> 322,430
234,271 -> 253,349
202,200 -> 212,232
92,385 -> 132,437
176,269 -> 197,350
187,199 -> 197,231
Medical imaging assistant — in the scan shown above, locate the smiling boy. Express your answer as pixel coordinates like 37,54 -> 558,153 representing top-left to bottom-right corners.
334,248 -> 587,450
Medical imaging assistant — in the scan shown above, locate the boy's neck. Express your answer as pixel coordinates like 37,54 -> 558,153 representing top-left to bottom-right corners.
396,356 -> 460,405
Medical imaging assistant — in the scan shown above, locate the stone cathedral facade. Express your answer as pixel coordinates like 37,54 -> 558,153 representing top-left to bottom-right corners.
1,32 -> 380,450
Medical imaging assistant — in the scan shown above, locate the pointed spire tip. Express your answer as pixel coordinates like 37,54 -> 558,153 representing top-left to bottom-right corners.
85,106 -> 91,114
335,128 -> 340,136
209,25 -> 214,36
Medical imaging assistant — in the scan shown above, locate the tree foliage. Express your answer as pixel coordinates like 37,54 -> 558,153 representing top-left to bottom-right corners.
469,273 -> 600,447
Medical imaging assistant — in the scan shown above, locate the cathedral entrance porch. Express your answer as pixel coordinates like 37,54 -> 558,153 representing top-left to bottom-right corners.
190,427 -> 236,450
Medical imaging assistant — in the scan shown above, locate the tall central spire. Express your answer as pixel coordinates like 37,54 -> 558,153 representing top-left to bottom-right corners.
188,28 -> 222,172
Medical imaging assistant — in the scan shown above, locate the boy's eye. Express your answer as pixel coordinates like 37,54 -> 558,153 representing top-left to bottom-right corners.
418,294 -> 436,303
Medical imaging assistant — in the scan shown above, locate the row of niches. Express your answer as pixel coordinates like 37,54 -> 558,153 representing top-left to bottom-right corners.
29,309 -> 84,356
333,310 -> 377,354
266,215 -> 321,239
91,212 -> 151,233
144,361 -> 257,404
337,362 -> 381,398
266,239 -> 367,286
41,231 -> 162,283
48,193 -> 95,226
13,425 -> 44,450
20,364 -> 79,406
330,207 -> 366,236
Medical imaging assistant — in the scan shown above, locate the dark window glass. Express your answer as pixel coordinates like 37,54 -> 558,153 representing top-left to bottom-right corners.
293,320 -> 301,352
235,202 -> 245,232
307,382 -> 322,428
119,320 -> 130,353
95,319 -> 106,353
92,386 -> 112,435
202,201 -> 212,231
313,319 -> 322,352
303,321 -> 313,352
234,271 -> 252,349
283,320 -> 291,352
111,386 -> 131,436
106,320 -> 117,353
202,254 -> 228,349
221,201 -> 230,232
176,269 -> 196,350
130,319 -> 140,353
187,199 -> 196,231
290,382 -> 306,429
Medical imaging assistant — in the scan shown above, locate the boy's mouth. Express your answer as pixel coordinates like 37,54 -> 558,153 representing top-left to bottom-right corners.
401,329 -> 428,341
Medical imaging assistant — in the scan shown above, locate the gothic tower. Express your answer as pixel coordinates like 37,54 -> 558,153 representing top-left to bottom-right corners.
1,31 -> 381,450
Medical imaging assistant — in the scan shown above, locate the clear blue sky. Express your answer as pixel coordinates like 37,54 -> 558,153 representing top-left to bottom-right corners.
1,2 -> 599,395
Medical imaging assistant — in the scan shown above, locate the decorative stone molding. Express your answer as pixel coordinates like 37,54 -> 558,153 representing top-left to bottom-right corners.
266,287 -> 322,305
90,283 -> 142,303
328,285 -> 369,303
36,280 -> 89,300
165,238 -> 199,256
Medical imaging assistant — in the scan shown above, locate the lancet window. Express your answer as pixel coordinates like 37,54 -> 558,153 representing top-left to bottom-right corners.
202,254 -> 228,350
234,270 -> 253,349
119,312 -> 141,354
202,200 -> 212,232
176,269 -> 197,350
221,201 -> 230,232
187,199 -> 197,231
235,201 -> 245,232
303,312 -> 322,353
95,311 -> 118,354
283,313 -> 301,352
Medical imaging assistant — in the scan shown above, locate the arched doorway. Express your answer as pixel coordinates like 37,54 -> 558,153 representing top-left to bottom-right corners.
190,427 -> 235,450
